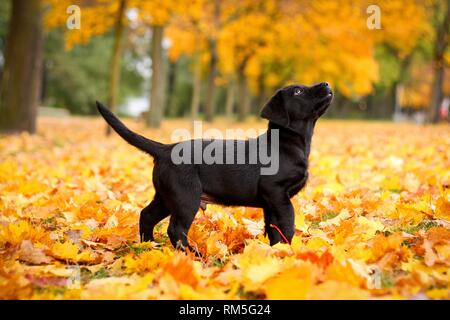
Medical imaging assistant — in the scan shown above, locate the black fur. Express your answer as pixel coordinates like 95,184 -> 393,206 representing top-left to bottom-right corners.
96,82 -> 332,250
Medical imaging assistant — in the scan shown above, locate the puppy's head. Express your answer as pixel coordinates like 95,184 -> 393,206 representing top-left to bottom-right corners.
261,82 -> 333,133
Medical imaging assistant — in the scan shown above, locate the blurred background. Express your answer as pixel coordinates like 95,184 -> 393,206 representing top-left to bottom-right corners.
0,0 -> 449,135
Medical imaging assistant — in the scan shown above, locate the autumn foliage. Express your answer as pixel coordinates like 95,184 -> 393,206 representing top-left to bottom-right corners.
1,117 -> 449,299
45,0 -> 429,97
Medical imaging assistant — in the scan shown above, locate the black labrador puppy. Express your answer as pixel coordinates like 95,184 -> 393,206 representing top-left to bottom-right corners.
96,82 -> 332,250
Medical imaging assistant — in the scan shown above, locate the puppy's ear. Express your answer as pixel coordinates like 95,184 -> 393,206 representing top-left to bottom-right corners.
260,89 -> 290,128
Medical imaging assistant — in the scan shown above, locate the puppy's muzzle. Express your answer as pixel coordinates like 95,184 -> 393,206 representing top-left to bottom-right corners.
318,82 -> 333,97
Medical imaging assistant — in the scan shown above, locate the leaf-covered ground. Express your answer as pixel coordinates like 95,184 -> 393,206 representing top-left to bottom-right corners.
0,117 -> 449,300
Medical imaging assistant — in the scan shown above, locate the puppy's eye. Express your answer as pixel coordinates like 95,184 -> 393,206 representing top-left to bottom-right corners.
294,88 -> 304,96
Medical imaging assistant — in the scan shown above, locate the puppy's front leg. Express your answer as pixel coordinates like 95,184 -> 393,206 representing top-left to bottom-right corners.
263,207 -> 283,245
139,195 -> 170,242
262,194 -> 295,245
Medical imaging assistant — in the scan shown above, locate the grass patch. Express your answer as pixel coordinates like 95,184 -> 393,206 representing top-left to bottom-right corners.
93,267 -> 109,279
321,212 -> 338,221
400,220 -> 438,235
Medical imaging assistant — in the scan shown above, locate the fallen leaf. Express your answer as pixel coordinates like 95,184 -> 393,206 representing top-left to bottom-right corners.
18,240 -> 52,265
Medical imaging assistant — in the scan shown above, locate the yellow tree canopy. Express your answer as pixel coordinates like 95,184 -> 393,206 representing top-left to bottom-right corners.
251,0 -> 428,97
45,0 -> 124,50
215,0 -> 430,97
45,0 -> 186,49
165,0 -> 209,62
45,0 -> 433,98
129,0 -> 185,26
373,0 -> 430,57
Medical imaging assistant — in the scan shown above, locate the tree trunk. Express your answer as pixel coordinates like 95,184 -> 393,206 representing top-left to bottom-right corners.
430,66 -> 445,123
386,81 -> 398,119
381,85 -> 396,119
106,0 -> 127,135
147,25 -> 165,128
190,59 -> 201,120
394,82 -> 402,115
237,63 -> 249,121
393,54 -> 412,118
203,0 -> 220,122
204,40 -> 217,122
256,73 -> 266,114
429,0 -> 450,123
366,93 -> 374,119
225,79 -> 235,118
165,59 -> 177,117
0,0 -> 43,134
333,94 -> 346,118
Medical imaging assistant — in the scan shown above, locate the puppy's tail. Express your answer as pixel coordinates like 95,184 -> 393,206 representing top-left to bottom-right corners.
96,101 -> 164,157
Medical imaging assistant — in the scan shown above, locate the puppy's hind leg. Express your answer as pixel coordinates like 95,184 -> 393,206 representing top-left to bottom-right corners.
167,191 -> 202,254
165,187 -> 202,253
167,211 -> 199,254
139,194 -> 170,242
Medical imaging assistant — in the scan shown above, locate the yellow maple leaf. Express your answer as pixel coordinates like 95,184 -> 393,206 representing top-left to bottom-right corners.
124,249 -> 171,273
326,260 -> 365,288
426,288 -> 449,300
179,284 -> 229,300
264,265 -> 314,299
162,253 -> 199,288
310,281 -> 370,300
435,196 -> 450,220
0,220 -> 47,246
51,241 -> 79,260
306,236 -> 329,251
